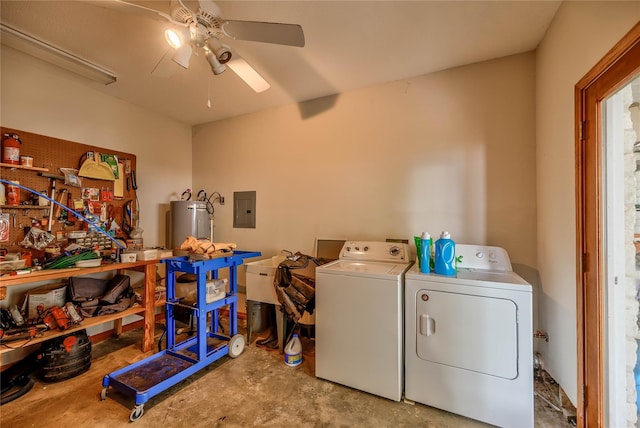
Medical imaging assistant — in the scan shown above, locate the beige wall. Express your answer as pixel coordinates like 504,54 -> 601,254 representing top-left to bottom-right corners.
536,1 -> 640,405
1,46 -> 193,247
193,52 -> 537,282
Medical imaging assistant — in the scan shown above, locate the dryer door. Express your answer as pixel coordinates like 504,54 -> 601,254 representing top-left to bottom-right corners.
415,289 -> 518,379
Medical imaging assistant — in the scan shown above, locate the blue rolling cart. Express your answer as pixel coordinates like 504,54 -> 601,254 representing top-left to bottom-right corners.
100,251 -> 261,422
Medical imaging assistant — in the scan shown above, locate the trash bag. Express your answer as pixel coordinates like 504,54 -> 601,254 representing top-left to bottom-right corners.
273,253 -> 330,323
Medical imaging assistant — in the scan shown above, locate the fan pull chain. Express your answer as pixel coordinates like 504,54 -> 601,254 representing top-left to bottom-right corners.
207,73 -> 212,109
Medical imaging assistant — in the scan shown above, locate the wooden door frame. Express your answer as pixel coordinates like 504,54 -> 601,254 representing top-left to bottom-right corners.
576,22 -> 640,427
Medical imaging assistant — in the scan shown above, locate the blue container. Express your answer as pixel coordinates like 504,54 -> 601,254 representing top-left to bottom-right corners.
434,231 -> 456,276
419,232 -> 431,274
635,339 -> 640,411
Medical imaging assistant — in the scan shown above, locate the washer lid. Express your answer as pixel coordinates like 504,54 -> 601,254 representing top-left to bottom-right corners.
317,260 -> 411,279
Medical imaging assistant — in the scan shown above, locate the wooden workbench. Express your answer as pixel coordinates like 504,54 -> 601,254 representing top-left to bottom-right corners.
0,259 -> 160,364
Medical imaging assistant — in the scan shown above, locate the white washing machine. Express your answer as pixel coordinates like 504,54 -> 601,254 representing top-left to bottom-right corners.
316,241 -> 412,401
405,244 -> 533,427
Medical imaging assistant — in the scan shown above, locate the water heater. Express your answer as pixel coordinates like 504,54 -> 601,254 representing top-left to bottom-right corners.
170,201 -> 211,249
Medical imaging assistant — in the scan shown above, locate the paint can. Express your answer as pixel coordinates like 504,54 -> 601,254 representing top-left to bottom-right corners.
20,156 -> 33,167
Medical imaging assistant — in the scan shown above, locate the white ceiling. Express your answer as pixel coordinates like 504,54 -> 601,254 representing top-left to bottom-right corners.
1,1 -> 561,125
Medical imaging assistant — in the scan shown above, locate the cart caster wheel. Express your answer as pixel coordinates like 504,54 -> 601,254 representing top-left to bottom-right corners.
100,388 -> 108,401
228,334 -> 245,358
130,405 -> 144,422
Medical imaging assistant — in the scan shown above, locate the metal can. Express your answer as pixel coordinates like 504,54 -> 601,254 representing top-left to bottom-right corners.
6,181 -> 20,206
20,155 -> 33,167
111,247 -> 121,262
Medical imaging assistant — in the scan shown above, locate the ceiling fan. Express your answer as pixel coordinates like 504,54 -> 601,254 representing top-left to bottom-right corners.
93,0 -> 305,93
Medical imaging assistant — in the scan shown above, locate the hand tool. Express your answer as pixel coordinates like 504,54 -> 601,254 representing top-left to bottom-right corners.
122,200 -> 132,237
47,179 -> 56,232
53,189 -> 67,220
130,169 -> 137,190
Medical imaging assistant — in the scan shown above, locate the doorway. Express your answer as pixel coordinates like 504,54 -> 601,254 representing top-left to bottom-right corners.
576,22 -> 640,428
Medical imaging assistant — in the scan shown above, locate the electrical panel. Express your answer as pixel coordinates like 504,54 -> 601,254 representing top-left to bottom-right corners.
233,191 -> 256,228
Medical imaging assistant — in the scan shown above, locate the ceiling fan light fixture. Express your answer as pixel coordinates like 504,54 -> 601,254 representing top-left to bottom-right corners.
207,38 -> 232,64
205,49 -> 226,75
164,28 -> 182,49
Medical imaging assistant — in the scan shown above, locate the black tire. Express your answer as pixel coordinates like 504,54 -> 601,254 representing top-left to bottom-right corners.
0,375 -> 35,405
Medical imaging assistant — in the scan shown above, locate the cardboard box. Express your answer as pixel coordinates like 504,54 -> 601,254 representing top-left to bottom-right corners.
158,249 -> 174,259
21,283 -> 67,319
133,249 -> 158,261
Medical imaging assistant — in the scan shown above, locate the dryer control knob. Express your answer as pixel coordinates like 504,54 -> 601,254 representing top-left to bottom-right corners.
476,252 -> 484,258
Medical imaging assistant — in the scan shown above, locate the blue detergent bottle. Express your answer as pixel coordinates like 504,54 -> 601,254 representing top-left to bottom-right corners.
419,232 -> 431,273
434,231 -> 456,276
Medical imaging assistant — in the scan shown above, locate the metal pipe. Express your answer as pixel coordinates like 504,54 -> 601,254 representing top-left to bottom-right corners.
534,391 -> 561,412
47,179 -> 55,233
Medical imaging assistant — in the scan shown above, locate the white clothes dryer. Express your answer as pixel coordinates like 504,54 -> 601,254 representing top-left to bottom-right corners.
316,241 -> 412,401
405,244 -> 533,427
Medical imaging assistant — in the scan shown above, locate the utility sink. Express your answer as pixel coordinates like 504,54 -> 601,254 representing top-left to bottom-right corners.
244,254 -> 316,352
244,256 -> 285,305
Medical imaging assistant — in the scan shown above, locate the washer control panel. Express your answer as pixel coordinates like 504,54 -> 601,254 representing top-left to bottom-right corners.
455,244 -> 512,272
340,241 -> 409,263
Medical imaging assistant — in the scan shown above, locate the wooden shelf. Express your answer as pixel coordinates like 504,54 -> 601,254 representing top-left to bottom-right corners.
0,259 -> 160,287
0,162 -> 49,172
0,205 -> 49,210
0,305 -> 145,355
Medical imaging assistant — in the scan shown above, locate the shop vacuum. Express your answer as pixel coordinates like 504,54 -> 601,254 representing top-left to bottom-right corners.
37,330 -> 92,383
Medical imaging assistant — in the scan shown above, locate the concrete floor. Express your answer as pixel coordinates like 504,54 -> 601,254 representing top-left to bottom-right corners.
1,319 -> 574,428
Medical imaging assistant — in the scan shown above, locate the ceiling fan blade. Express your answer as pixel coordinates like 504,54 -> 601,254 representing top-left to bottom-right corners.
227,57 -> 270,93
150,48 -> 181,77
222,21 -> 305,47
